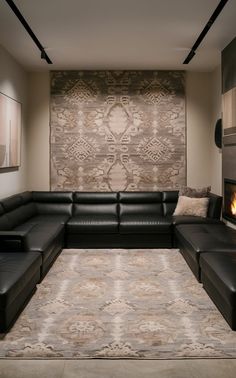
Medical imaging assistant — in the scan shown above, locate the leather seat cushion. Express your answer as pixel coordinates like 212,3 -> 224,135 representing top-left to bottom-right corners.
0,252 -> 41,309
200,252 -> 236,306
14,215 -> 70,229
67,215 -> 119,234
175,224 -> 236,255
119,215 -> 172,234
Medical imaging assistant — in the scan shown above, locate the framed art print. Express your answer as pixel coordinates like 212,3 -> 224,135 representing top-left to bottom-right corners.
0,92 -> 21,168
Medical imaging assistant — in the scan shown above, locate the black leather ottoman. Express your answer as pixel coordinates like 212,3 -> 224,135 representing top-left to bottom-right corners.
0,252 -> 42,333
200,252 -> 236,330
175,223 -> 236,281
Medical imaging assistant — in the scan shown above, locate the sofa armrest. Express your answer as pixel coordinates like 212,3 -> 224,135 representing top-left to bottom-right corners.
207,193 -> 222,219
0,227 -> 34,252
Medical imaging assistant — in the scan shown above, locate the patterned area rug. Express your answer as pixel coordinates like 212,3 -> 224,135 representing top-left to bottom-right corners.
1,249 -> 236,359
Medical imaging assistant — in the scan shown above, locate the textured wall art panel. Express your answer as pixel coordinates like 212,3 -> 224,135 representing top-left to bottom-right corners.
50,71 -> 186,191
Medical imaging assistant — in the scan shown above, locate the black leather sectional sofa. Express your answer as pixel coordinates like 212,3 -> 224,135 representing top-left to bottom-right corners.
2,189 -> 235,333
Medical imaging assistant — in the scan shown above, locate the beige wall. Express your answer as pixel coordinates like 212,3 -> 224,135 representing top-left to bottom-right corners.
26,70 -> 222,193
209,66 -> 222,195
186,68 -> 222,194
186,72 -> 212,188
27,72 -> 50,190
0,45 -> 28,198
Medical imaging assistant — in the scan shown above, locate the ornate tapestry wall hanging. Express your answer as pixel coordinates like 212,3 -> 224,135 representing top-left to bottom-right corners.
50,71 -> 185,191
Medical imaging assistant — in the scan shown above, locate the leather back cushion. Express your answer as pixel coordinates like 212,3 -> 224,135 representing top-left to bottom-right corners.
207,193 -> 222,219
0,214 -> 12,230
1,194 -> 22,212
0,204 -> 4,216
20,191 -> 33,204
74,192 -> 118,203
0,192 -> 35,229
32,191 -> 73,203
73,203 -> 118,216
6,203 -> 37,229
73,193 -> 118,216
120,203 -> 163,216
119,192 -> 163,216
119,192 -> 162,203
35,203 -> 73,216
32,191 -> 73,216
0,192 -> 32,212
162,191 -> 179,215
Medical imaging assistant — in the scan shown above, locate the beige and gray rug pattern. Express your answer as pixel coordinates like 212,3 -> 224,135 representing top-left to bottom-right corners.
1,249 -> 236,359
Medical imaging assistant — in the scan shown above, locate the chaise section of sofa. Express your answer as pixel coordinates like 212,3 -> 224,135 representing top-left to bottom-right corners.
200,252 -> 236,330
175,223 -> 236,282
0,191 -> 73,278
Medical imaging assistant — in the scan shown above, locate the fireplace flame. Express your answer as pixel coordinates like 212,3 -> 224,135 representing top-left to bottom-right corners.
231,193 -> 236,216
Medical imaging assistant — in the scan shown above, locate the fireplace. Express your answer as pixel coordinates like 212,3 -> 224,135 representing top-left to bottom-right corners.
223,179 -> 236,224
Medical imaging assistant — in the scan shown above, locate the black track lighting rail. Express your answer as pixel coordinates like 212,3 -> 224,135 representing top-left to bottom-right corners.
183,0 -> 229,64
4,0 -> 52,64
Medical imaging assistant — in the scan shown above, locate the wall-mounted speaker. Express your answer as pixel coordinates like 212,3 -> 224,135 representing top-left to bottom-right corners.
215,118 -> 222,149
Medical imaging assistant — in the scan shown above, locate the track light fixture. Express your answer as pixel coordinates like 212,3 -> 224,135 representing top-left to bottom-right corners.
183,0 -> 229,64
4,0 -> 52,64
183,50 -> 195,65
40,50 -> 47,61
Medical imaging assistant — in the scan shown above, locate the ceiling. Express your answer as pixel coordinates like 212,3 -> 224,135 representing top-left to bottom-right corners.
0,0 -> 235,72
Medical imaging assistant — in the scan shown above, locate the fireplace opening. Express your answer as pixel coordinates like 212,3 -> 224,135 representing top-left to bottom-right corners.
223,179 -> 236,224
